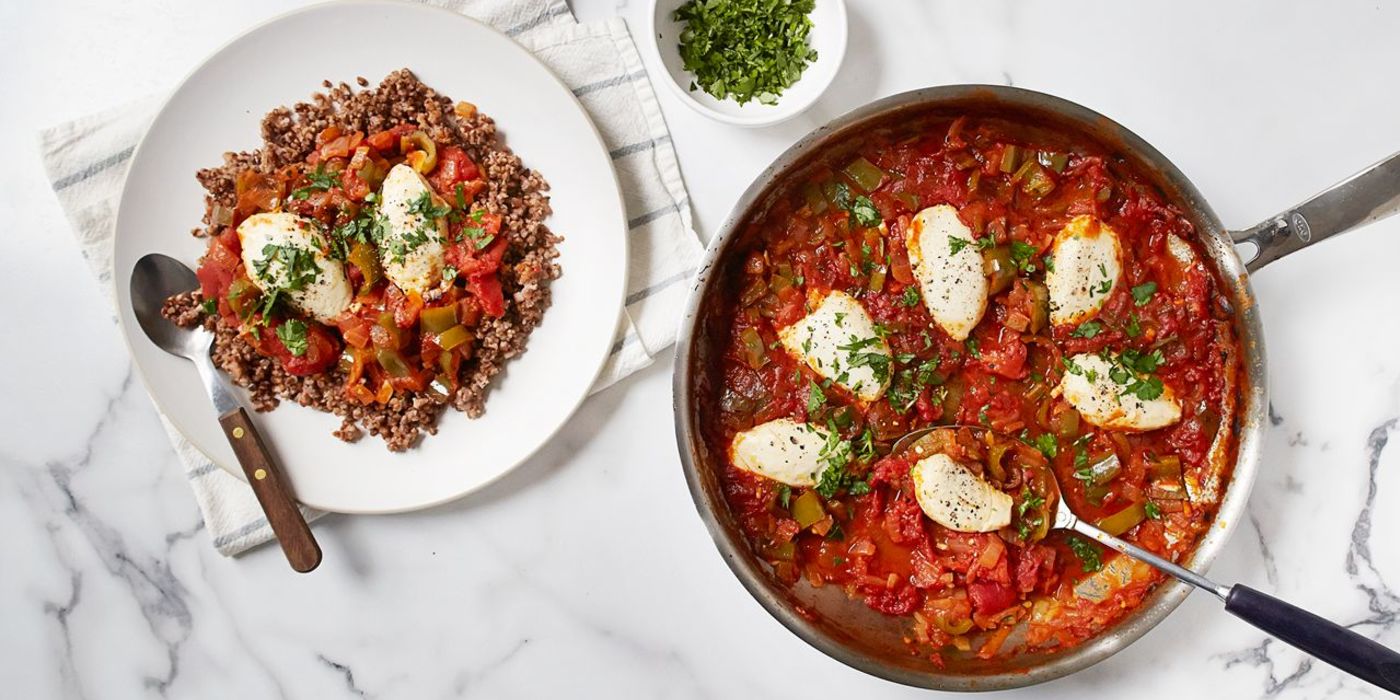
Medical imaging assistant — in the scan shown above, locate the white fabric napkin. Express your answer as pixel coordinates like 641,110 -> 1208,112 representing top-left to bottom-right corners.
39,0 -> 702,556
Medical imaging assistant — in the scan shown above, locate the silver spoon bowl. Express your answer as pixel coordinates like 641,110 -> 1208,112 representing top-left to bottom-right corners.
130,253 -> 322,572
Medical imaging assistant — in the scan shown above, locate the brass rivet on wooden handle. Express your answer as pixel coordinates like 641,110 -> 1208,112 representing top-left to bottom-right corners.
219,406 -> 322,572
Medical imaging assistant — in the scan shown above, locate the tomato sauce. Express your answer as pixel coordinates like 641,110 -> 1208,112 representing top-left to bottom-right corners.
704,115 -> 1238,661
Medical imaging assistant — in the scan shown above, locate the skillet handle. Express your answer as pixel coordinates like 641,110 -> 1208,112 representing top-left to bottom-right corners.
1225,584 -> 1400,694
1231,151 -> 1400,272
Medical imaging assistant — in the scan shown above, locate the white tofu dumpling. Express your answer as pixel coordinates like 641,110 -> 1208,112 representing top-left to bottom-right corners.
777,290 -> 892,402
905,204 -> 987,341
910,453 -> 1013,533
729,418 -> 838,487
377,163 -> 448,295
237,212 -> 352,322
1058,352 -> 1182,431
1047,215 -> 1123,326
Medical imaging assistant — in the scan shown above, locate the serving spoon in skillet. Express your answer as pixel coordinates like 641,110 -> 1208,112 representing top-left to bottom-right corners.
131,253 -> 321,573
892,425 -> 1400,694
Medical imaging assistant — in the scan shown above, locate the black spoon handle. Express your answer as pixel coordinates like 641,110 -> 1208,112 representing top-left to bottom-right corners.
1225,585 -> 1400,694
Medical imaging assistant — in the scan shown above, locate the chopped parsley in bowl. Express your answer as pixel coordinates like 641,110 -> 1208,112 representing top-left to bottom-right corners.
649,0 -> 847,126
674,0 -> 820,106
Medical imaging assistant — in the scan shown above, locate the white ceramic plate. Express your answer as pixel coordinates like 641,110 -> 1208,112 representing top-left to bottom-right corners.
647,0 -> 847,127
113,1 -> 627,514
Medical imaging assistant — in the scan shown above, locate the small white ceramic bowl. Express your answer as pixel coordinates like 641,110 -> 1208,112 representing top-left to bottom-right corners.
647,0 -> 847,128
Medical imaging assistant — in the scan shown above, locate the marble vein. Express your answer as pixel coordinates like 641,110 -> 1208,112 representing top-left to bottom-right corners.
1344,418 -> 1399,635
316,654 -> 370,699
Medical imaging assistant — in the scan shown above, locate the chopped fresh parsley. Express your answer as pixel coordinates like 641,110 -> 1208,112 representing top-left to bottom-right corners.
1145,501 -> 1162,520
1017,488 -> 1046,518
275,318 -> 309,357
1010,240 -> 1039,273
838,335 -> 892,384
1063,356 -> 1099,383
900,286 -> 920,307
251,243 -> 320,322
849,195 -> 882,228
329,202 -> 388,260
853,428 -> 876,462
886,373 -> 919,413
806,380 -> 826,413
887,356 -> 940,414
814,432 -> 856,498
1033,433 -> 1059,459
1132,281 -> 1158,306
460,209 -> 495,250
1016,488 -> 1047,539
948,236 -> 972,255
1071,321 -> 1103,339
976,235 -> 996,251
777,484 -> 792,509
1125,313 -> 1142,338
408,191 -> 451,224
1120,347 -> 1165,374
1105,348 -> 1166,401
673,0 -> 818,106
1067,536 -> 1104,572
290,165 -> 340,200
1042,253 -> 1055,273
966,338 -> 980,358
254,243 -> 319,292
378,191 -> 448,266
830,181 -> 852,211
200,298 -> 217,315
916,357 -> 941,384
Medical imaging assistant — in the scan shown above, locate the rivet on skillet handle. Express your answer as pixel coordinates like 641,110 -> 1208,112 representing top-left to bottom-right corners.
1231,151 -> 1400,271
219,407 -> 323,573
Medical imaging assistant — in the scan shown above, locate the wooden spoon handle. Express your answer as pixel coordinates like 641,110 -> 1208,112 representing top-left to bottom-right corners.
218,407 -> 322,572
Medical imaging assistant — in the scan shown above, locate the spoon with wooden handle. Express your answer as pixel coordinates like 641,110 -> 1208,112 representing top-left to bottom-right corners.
131,253 -> 321,572
894,425 -> 1400,694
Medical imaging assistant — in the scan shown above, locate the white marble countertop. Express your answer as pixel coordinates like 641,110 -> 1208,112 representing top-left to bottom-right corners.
3,1 -> 1399,697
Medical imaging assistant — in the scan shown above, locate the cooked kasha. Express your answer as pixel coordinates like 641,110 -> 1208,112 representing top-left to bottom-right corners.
163,69 -> 560,451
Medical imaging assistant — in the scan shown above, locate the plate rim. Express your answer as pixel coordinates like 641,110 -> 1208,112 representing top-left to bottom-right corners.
110,0 -> 629,514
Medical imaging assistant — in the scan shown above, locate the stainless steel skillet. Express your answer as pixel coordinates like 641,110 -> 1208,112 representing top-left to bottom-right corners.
672,85 -> 1400,690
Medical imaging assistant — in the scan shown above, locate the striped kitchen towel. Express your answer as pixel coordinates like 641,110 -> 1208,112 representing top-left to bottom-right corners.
39,0 -> 702,556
